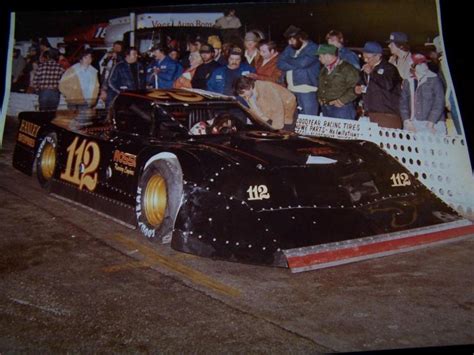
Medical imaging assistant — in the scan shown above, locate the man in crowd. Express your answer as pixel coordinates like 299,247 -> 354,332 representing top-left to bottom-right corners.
208,35 -> 226,65
59,48 -> 99,110
99,41 -> 124,103
387,31 -> 413,80
106,47 -> 145,108
316,44 -> 359,120
58,47 -> 71,70
234,76 -> 296,130
11,49 -> 26,91
191,44 -> 221,90
355,41 -> 402,128
244,31 -> 261,67
214,9 -> 242,30
247,40 -> 282,84
325,30 -> 360,69
168,48 -> 180,62
278,25 -> 320,116
32,50 -> 65,111
207,47 -> 255,95
400,53 -> 446,134
181,38 -> 203,69
431,35 -> 461,134
147,46 -> 183,89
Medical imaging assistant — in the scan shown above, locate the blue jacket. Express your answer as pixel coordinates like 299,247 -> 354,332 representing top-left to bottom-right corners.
339,47 -> 361,70
106,61 -> 146,108
400,74 -> 445,123
147,56 -> 183,89
207,63 -> 255,95
277,40 -> 320,89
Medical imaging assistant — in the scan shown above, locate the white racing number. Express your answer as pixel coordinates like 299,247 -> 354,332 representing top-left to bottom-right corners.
390,172 -> 411,187
247,185 -> 270,201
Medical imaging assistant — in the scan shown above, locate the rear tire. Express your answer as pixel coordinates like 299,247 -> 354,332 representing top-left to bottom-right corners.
36,132 -> 57,190
136,159 -> 182,243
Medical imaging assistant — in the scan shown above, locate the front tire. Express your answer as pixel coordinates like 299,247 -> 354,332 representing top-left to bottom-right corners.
136,159 -> 182,243
36,132 -> 57,190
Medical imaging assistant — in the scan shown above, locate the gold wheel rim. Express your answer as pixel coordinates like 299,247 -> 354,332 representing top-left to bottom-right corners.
41,143 -> 56,180
143,175 -> 168,227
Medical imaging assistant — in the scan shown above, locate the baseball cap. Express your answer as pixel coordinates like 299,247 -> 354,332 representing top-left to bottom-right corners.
386,32 -> 408,43
199,44 -> 214,53
283,25 -> 302,39
315,44 -> 338,56
362,41 -> 383,54
244,32 -> 260,42
229,47 -> 243,56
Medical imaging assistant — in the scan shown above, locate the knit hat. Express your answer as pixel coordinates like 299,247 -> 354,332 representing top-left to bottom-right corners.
386,32 -> 408,44
315,44 -> 338,56
362,41 -> 383,54
208,35 -> 222,49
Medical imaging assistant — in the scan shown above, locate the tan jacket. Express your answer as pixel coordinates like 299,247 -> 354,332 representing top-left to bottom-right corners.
59,64 -> 99,106
246,80 -> 297,129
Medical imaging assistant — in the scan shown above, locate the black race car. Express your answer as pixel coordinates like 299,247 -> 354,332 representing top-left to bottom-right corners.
12,89 -> 472,272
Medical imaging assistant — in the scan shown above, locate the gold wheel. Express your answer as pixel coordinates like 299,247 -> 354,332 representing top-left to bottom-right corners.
41,142 -> 56,181
143,174 -> 168,227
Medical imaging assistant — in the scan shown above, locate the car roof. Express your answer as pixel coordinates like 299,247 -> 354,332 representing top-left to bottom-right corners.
119,89 -> 237,105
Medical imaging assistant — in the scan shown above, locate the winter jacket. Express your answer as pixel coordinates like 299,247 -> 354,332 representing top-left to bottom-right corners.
359,59 -> 402,115
277,40 -> 320,93
147,56 -> 183,89
254,54 -> 283,84
338,47 -> 360,70
108,61 -> 146,94
59,63 -> 99,106
400,71 -> 445,123
207,63 -> 255,95
244,80 -> 297,129
191,61 -> 222,90
318,59 -> 359,105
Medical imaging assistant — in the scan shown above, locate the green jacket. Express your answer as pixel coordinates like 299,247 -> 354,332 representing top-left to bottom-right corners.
318,60 -> 359,105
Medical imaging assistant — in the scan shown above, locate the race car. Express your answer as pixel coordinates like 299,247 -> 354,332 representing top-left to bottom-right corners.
12,89 -> 473,272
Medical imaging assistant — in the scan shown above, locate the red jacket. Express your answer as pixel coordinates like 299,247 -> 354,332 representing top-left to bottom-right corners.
254,55 -> 283,85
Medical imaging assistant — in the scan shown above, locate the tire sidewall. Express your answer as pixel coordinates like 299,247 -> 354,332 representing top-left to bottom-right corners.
136,159 -> 180,243
36,132 -> 57,190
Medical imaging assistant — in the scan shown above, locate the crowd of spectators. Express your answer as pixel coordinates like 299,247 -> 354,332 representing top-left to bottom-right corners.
11,17 -> 458,135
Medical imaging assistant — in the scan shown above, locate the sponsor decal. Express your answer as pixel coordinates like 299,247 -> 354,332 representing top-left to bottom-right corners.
19,120 -> 40,138
17,133 -> 36,147
297,147 -> 335,155
113,150 -> 137,176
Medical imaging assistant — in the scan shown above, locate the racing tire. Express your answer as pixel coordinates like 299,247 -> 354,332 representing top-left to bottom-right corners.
36,132 -> 58,190
136,159 -> 183,243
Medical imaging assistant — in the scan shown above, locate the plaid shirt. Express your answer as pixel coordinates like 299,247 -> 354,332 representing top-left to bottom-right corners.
33,60 -> 65,90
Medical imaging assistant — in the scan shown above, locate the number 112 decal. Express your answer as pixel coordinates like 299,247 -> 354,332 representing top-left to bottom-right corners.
247,185 -> 270,201
390,173 -> 411,187
60,137 -> 101,191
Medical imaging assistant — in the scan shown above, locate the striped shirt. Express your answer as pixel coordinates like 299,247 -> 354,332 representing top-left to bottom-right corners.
33,60 -> 65,90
